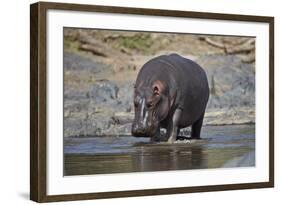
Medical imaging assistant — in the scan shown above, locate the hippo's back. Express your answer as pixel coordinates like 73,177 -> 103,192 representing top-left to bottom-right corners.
165,54 -> 209,126
154,54 -> 209,127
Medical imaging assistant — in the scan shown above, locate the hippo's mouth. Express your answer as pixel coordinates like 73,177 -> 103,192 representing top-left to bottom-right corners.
131,130 -> 153,138
131,126 -> 158,138
133,133 -> 151,138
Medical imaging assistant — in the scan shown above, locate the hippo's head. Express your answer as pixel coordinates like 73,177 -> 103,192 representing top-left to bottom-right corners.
131,80 -> 170,138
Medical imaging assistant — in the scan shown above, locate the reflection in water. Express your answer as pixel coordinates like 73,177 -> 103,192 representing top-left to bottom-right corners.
64,125 -> 255,176
131,145 -> 205,172
64,144 -> 206,175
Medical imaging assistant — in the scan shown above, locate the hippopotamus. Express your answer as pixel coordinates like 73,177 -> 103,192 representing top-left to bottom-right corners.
131,54 -> 209,143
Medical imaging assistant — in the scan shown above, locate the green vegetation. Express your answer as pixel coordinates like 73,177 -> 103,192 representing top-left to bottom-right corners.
117,34 -> 153,53
64,36 -> 80,52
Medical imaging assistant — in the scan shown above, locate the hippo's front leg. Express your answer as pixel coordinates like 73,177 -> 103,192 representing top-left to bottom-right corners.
150,127 -> 161,142
167,108 -> 182,143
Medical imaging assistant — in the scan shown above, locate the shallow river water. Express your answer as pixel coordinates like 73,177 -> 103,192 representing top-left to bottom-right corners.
64,124 -> 255,176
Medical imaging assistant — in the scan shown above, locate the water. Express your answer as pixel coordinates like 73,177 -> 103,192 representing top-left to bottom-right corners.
64,124 -> 255,176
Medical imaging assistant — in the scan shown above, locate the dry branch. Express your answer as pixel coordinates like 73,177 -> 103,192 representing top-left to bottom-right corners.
199,36 -> 226,50
241,52 -> 255,63
225,39 -> 255,54
79,44 -> 108,57
199,37 -> 255,62
78,33 -> 99,45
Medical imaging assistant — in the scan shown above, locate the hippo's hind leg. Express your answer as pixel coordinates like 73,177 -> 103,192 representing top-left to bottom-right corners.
191,113 -> 204,139
167,108 -> 182,143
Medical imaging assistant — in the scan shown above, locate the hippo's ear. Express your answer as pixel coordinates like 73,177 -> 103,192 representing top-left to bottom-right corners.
152,80 -> 165,96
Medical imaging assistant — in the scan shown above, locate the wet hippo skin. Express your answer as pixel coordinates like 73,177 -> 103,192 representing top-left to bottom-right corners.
132,54 -> 209,142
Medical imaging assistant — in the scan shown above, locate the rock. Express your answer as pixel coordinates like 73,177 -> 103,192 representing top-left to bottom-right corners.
64,52 -> 106,73
196,55 -> 255,126
117,83 -> 134,112
64,87 -> 87,100
204,107 -> 255,125
197,55 -> 255,109
88,80 -> 119,103
111,112 -> 134,125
